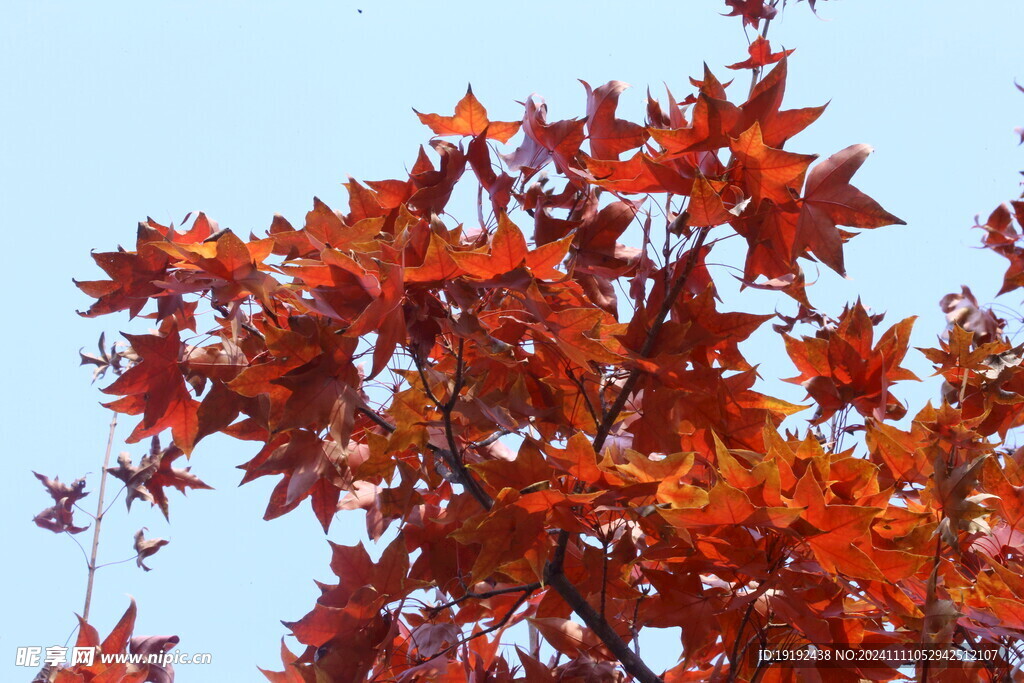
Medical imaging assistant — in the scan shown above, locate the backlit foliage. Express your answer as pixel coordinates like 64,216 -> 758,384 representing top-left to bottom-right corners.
54,1 -> 1024,680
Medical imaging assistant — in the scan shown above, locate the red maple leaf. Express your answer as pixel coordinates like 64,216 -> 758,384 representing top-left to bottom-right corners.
102,326 -> 200,452
783,301 -> 917,422
581,80 -> 649,160
727,37 -> 795,70
415,85 -> 521,143
796,144 -> 905,275
723,0 -> 777,27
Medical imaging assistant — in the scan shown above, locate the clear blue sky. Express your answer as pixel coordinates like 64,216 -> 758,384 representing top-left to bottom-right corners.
2,1 -> 1022,680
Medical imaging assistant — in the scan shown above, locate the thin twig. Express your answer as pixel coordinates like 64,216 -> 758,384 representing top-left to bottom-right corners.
566,366 -> 601,426
727,538 -> 782,681
100,484 -> 128,519
472,429 -> 512,449
428,582 -> 541,615
420,586 -> 536,664
600,533 -> 609,620
82,414 -> 117,623
409,344 -> 494,510
594,226 -> 710,454
413,349 -> 442,406
359,405 -> 397,433
64,529 -> 91,568
94,554 -> 146,570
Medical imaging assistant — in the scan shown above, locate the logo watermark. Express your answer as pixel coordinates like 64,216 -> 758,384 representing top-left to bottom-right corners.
15,646 -> 212,667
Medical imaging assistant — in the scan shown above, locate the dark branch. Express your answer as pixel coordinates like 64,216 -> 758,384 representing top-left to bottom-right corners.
419,585 -> 536,664
544,569 -> 663,683
411,343 -> 494,510
358,405 -> 397,433
594,225 -> 710,454
472,429 -> 512,449
428,581 -> 541,615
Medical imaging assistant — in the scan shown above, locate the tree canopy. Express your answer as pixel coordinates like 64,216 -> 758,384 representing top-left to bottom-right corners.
31,1 -> 1024,681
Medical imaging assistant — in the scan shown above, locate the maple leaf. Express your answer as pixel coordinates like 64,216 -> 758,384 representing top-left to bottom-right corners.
32,472 -> 90,534
649,68 -> 739,155
105,438 -> 211,520
450,212 -> 529,279
581,80 -> 649,160
79,331 -> 125,383
61,598 -> 178,682
784,301 -> 917,423
75,240 -> 172,320
796,144 -> 905,275
686,175 -> 732,227
149,444 -> 212,519
579,151 -> 696,196
453,491 -> 549,581
735,60 -> 827,149
467,132 -> 515,214
106,450 -> 159,509
271,351 -> 362,446
980,457 -> 1024,529
723,0 -> 777,27
342,179 -> 388,225
129,634 -> 180,683
573,201 -> 643,289
408,141 -> 468,215
33,501 -> 89,534
730,122 -> 816,205
33,471 -> 89,506
415,85 -> 521,143
940,285 -> 1004,343
529,617 -> 612,660
660,479 -> 800,528
134,527 -> 169,571
502,96 -> 586,178
727,37 -> 795,70
259,640 -> 307,683
796,471 -> 887,581
102,327 -> 200,453
866,419 -> 930,485
729,203 -> 801,280
102,598 -> 137,654
243,430 -> 357,532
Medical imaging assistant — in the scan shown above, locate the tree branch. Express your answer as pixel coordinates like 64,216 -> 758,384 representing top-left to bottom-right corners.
544,569 -> 663,683
593,225 -> 710,454
410,344 -> 494,510
356,401 -> 492,510
472,429 -> 512,449
548,226 -> 711,579
82,414 -> 118,623
428,581 -> 541,615
421,585 -> 537,665
530,229 -> 713,683
359,405 -> 397,433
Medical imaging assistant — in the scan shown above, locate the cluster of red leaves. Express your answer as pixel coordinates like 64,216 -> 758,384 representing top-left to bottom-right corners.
974,200 -> 1024,297
783,301 -> 917,424
724,0 -> 825,28
72,38 -> 1024,682
33,472 -> 89,534
34,600 -> 179,683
